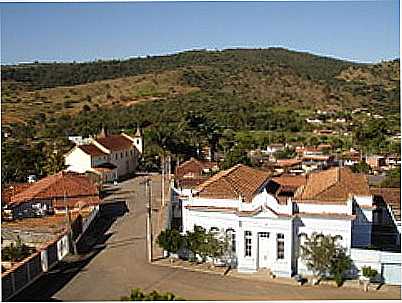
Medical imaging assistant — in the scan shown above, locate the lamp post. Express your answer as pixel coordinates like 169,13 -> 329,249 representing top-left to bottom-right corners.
144,178 -> 153,263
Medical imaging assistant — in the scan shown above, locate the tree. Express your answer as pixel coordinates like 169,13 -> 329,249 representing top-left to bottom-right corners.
274,148 -> 296,160
381,167 -> 400,188
156,229 -> 184,255
299,233 -> 350,282
185,225 -> 227,262
2,237 -> 36,262
222,147 -> 251,169
329,249 -> 352,286
351,161 -> 371,174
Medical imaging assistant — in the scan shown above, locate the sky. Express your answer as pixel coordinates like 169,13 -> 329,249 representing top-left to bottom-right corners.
0,1 -> 400,64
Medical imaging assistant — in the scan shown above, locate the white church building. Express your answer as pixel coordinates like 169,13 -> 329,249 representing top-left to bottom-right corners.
64,128 -> 143,182
179,164 -> 373,277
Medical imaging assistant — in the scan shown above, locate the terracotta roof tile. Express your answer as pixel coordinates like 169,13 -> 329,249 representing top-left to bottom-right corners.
175,158 -> 218,178
295,167 -> 370,204
96,135 -> 133,151
371,187 -> 401,221
195,164 -> 271,203
9,172 -> 100,208
275,158 -> 302,167
79,144 -> 107,156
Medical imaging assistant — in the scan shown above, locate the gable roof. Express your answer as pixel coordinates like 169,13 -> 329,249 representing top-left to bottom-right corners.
195,164 -> 271,203
95,134 -> 133,151
79,144 -> 108,156
175,157 -> 217,178
371,187 -> 401,221
295,167 -> 370,204
9,172 -> 100,208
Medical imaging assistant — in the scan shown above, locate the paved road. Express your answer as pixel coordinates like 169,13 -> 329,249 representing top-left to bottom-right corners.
12,175 -> 401,301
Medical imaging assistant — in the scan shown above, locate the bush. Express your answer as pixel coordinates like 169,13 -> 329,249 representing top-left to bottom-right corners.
156,229 -> 184,254
362,266 -> 378,279
329,249 -> 352,287
121,288 -> 184,301
1,237 -> 36,262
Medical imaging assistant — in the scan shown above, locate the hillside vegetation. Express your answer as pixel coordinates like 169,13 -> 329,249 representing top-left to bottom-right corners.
2,48 -> 400,126
1,48 -> 400,183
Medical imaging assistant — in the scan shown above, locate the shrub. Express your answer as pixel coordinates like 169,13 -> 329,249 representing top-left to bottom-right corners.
156,229 -> 184,254
1,237 -> 36,262
361,266 -> 378,279
121,288 -> 184,301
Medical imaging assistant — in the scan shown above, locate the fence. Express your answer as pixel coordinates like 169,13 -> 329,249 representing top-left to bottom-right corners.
1,233 -> 70,301
1,205 -> 100,301
350,248 -> 401,285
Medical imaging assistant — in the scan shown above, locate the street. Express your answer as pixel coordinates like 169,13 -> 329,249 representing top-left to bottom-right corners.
12,175 -> 401,301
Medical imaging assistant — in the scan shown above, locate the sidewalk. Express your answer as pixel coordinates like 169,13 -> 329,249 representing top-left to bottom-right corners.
153,257 -> 400,293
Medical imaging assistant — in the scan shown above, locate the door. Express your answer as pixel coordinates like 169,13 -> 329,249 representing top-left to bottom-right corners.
382,263 -> 401,285
258,232 -> 270,268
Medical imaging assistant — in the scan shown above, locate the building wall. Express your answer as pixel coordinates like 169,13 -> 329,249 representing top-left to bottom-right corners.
295,217 -> 352,275
64,148 -> 92,172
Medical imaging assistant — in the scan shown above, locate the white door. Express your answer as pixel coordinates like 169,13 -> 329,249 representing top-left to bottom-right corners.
258,232 -> 270,268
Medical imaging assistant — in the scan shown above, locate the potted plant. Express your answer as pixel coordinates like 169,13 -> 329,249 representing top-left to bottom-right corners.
360,266 -> 378,292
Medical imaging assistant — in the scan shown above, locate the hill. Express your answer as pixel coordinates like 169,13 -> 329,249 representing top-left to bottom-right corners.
1,48 -> 400,127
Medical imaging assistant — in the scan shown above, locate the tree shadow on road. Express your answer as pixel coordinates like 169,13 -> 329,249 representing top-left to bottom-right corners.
10,200 -> 129,302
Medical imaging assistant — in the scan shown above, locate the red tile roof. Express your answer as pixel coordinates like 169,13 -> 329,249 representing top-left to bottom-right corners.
2,183 -> 33,204
275,158 -> 302,168
96,135 -> 133,151
175,158 -> 218,178
272,175 -> 307,188
79,144 -> 107,156
195,164 -> 271,203
295,167 -> 370,204
176,177 -> 208,189
9,172 -> 100,208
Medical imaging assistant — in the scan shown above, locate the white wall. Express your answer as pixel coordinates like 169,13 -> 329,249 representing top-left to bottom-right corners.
64,147 -> 92,172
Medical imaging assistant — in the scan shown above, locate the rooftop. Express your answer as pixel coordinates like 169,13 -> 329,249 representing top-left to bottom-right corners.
295,167 -> 371,204
175,157 -> 218,178
195,164 -> 271,203
79,144 -> 107,157
9,172 -> 100,208
96,134 -> 134,151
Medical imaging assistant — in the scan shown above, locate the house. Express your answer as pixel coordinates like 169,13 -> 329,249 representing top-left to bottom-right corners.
4,171 -> 100,219
273,158 -> 303,174
64,128 -> 143,181
371,187 -> 401,251
264,144 -> 285,155
366,155 -> 386,171
175,157 -> 219,190
172,158 -> 219,230
179,165 -> 373,277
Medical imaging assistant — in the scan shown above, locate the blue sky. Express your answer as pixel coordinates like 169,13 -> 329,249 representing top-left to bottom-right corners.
0,1 -> 400,64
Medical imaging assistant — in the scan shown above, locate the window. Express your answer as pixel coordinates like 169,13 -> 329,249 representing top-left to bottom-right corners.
210,227 -> 219,233
277,233 -> 285,259
125,151 -> 128,157
121,152 -> 123,159
259,232 -> 270,238
226,229 -> 236,253
244,231 -> 252,257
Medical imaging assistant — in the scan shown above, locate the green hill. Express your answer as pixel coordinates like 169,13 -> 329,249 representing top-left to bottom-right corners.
1,48 -> 399,127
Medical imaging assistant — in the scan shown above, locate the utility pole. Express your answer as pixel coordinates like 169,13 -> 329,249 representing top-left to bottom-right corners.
64,190 -> 77,255
161,155 -> 165,207
145,178 -> 153,263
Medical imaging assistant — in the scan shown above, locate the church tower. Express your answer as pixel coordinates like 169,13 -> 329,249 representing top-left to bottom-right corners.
133,126 -> 143,154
